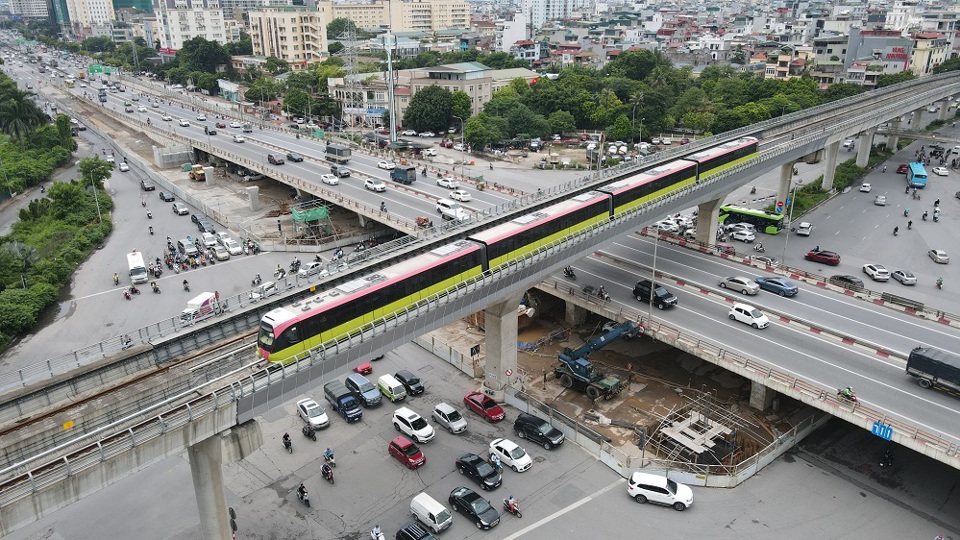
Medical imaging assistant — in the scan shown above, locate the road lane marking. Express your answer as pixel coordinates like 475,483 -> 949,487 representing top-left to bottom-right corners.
500,478 -> 625,540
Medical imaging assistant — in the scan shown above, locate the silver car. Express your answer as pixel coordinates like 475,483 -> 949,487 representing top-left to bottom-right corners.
891,270 -> 917,285
719,276 -> 760,295
431,402 -> 467,434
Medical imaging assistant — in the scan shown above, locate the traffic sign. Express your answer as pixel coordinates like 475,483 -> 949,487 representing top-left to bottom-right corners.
871,421 -> 893,440
505,368 -> 513,377
775,206 -> 783,214
776,201 -> 784,208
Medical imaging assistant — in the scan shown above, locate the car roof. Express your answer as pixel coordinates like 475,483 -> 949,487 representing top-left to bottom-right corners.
391,435 -> 415,446
435,402 -> 456,413
491,437 -> 516,449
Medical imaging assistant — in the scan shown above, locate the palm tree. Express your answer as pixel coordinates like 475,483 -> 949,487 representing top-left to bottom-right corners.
629,91 -> 645,142
0,89 -> 46,147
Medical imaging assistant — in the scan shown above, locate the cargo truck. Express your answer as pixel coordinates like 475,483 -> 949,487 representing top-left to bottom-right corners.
324,380 -> 363,422
906,347 -> 960,395
391,166 -> 417,185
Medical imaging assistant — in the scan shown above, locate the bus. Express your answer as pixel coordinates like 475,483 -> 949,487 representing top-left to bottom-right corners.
718,205 -> 785,235
906,162 -> 927,188
127,251 -> 148,284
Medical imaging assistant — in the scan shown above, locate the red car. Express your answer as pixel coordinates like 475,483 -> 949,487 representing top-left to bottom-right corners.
215,122 -> 226,129
896,164 -> 909,174
679,137 -> 690,145
804,249 -> 841,266
354,362 -> 373,375
463,391 -> 505,422
389,436 -> 425,469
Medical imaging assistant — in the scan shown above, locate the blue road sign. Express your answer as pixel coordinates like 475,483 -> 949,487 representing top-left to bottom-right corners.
871,421 -> 893,440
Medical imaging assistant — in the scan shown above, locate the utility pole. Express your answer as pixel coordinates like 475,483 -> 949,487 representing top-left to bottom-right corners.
385,1 -> 397,144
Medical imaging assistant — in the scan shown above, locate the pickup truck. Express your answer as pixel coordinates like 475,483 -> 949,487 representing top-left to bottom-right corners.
324,381 -> 363,422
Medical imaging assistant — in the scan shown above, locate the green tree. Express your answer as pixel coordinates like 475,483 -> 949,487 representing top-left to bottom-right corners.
77,157 -> 114,191
264,56 -> 290,75
821,82 -> 865,102
82,36 -> 115,53
604,49 -> 659,80
327,17 -> 359,40
606,114 -> 632,141
401,85 -> 454,133
933,57 -> 960,74
547,110 -> 576,135
328,42 -> 345,55
177,37 -> 231,73
0,88 -> 47,148
226,32 -> 253,56
283,88 -> 309,116
876,72 -> 916,87
244,77 -> 282,102
450,90 -> 472,122
464,113 -> 506,149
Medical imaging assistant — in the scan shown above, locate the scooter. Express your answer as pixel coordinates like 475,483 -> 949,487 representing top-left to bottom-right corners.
837,389 -> 859,403
147,210 -> 152,219
282,438 -> 293,454
502,499 -> 522,518
297,489 -> 310,508
151,283 -> 160,294
371,530 -> 385,540
252,275 -> 263,286
274,268 -> 286,279
563,267 -> 576,280
322,466 -> 335,485
302,424 -> 316,441
583,286 -> 611,301
753,244 -> 765,253
324,452 -> 336,468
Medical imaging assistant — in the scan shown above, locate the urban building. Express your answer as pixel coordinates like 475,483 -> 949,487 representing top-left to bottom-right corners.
248,6 -> 329,70
9,0 -> 49,18
909,32 -> 948,76
318,0 -> 469,34
153,0 -> 228,50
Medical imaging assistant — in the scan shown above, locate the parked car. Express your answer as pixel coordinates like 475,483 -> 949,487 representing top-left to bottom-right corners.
418,131 -> 436,137
455,453 -> 502,491
432,403 -> 467,434
389,436 -> 426,469
463,392 -> 505,422
400,129 -> 417,136
805,249 -> 841,265
172,202 -> 190,215
891,270 -> 917,285
393,406 -> 435,443
489,438 -> 532,472
395,370 -> 424,395
718,276 -> 760,295
829,275 -> 865,290
755,277 -> 799,297
513,412 -> 564,449
728,302 -> 770,329
224,239 -> 243,255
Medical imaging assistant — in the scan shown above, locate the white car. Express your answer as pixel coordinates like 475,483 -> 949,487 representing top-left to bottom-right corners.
224,239 -> 243,256
654,220 -> 679,233
453,143 -> 465,151
249,281 -> 280,301
859,183 -> 872,192
424,148 -> 437,157
401,129 -> 417,136
296,398 -> 330,430
863,263 -> 890,281
216,231 -> 233,245
298,260 -> 328,278
118,162 -> 130,172
232,134 -> 245,143
229,121 -> 242,128
364,179 -> 387,192
201,232 -> 218,248
418,131 -> 436,137
928,249 -> 949,264
874,195 -> 887,206
137,106 -> 146,112
661,137 -> 673,145
449,189 -> 471,202
151,102 -> 160,108
842,139 -> 854,148
178,119 -> 190,127
932,166 -> 949,176
489,438 -> 532,472
627,472 -> 694,511
320,174 -> 339,186
377,160 -> 396,170
437,177 -> 459,189
728,302 -> 769,329
392,406 -> 435,443
731,230 -> 756,243
724,222 -> 756,234
795,222 -> 813,236
162,114 -> 173,121
196,114 -> 206,121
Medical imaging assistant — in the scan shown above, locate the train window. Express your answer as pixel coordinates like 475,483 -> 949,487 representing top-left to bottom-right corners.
283,324 -> 301,344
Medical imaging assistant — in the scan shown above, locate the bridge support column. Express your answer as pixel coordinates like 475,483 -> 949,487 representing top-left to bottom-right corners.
749,381 -> 776,412
245,185 -> 261,211
938,102 -> 949,121
912,108 -> 923,129
483,293 -> 525,399
856,127 -> 875,167
358,214 -> 368,228
695,199 -> 723,245
821,140 -> 841,192
188,434 -> 233,540
776,163 -> 794,209
565,300 -> 587,326
887,119 -> 901,150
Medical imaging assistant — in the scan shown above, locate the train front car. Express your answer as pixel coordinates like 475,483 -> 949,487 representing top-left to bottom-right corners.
257,240 -> 484,364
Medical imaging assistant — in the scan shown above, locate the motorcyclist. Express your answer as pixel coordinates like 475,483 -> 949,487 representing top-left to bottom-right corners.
380,201 -> 387,212
324,447 -> 334,461
840,386 -> 855,400
893,226 -> 899,236
908,220 -> 913,230
937,276 -> 944,288
507,495 -> 517,513
564,265 -> 574,276
321,462 -> 333,479
598,285 -> 608,298
282,433 -> 291,448
151,281 -> 159,292
113,272 -> 119,285
297,483 -> 307,498
372,525 -> 382,538
182,279 -> 189,290
755,242 -> 764,251
490,453 -> 502,470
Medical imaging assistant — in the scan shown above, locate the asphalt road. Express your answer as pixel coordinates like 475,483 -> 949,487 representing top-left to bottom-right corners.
3,342 -> 956,540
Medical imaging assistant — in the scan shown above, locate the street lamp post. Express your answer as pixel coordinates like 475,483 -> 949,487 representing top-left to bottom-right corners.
781,178 -> 801,264
452,115 -> 465,178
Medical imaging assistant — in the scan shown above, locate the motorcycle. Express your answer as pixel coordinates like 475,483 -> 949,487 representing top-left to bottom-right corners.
129,286 -> 141,295
302,424 -> 316,441
563,267 -> 576,280
297,488 -> 310,508
371,530 -> 385,540
183,281 -> 190,292
321,465 -> 334,484
147,210 -> 152,219
282,437 -> 293,454
753,244 -> 765,253
151,283 -> 160,294
837,389 -> 859,403
123,290 -> 132,300
489,455 -> 503,474
289,260 -> 301,273
582,285 -> 610,301
937,278 -> 944,290
324,452 -> 336,468
252,275 -> 263,286
274,268 -> 286,279
502,499 -> 522,518
149,226 -> 154,235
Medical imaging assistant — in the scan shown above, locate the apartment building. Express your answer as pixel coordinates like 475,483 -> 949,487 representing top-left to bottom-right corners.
8,0 -> 48,18
910,32 -> 948,76
248,6 -> 329,70
316,0 -> 469,34
153,0 -> 228,50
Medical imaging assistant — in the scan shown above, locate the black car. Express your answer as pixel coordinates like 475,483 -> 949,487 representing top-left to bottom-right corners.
158,191 -> 175,202
449,486 -> 499,529
196,218 -> 216,234
191,214 -> 202,225
140,179 -> 155,191
395,370 -> 424,395
396,521 -> 436,540
286,152 -> 304,162
455,453 -> 502,491
829,275 -> 864,291
514,412 -> 564,449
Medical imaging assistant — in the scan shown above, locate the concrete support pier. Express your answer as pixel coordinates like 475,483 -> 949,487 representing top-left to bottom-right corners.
856,127 -> 875,168
483,293 -> 525,400
776,162 -> 794,208
695,198 -> 723,244
749,380 -> 776,411
821,140 -> 841,191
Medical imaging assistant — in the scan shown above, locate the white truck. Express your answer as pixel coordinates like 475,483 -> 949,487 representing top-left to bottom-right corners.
127,251 -> 148,284
179,292 -> 222,323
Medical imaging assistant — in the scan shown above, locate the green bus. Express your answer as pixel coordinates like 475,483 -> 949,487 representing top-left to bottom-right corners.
718,205 -> 784,235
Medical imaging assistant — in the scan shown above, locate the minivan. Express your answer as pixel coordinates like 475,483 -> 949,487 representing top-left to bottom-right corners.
410,492 -> 453,534
436,198 -> 469,222
626,471 -> 693,511
378,374 -> 407,403
344,373 -> 382,407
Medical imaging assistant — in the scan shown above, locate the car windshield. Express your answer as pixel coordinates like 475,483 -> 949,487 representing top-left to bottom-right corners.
482,400 -> 498,411
665,478 -> 679,495
536,423 -> 552,435
508,446 -> 527,459
749,308 -> 763,318
359,382 -> 375,392
306,405 -> 323,417
470,497 -> 492,514
411,417 -> 428,430
405,375 -> 421,385
446,410 -> 462,421
476,461 -> 495,476
402,444 -> 420,457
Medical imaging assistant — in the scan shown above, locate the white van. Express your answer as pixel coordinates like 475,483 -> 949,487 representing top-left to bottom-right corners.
410,492 -> 453,533
436,198 -> 469,222
377,374 -> 407,403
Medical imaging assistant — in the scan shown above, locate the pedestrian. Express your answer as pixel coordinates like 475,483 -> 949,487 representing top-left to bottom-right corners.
277,219 -> 282,233
935,198 -> 940,207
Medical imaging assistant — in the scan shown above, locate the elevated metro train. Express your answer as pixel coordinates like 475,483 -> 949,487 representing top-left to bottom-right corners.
258,137 -> 759,364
